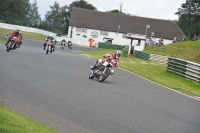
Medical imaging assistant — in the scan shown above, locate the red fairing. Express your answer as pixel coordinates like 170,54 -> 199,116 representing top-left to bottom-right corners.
47,41 -> 51,45
110,60 -> 116,66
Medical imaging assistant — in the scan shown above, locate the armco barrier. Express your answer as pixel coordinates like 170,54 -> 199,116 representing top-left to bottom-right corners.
134,50 -> 150,60
134,50 -> 169,64
0,22 -> 66,42
167,57 -> 200,83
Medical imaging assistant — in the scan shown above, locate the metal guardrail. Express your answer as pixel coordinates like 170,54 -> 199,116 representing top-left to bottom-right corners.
134,50 -> 168,64
134,50 -> 150,60
167,57 -> 200,83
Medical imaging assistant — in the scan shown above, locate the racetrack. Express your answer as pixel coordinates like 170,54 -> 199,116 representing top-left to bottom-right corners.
0,39 -> 200,133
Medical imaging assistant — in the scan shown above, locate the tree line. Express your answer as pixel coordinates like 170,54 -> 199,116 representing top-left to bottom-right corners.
0,0 -> 199,39
0,0 -> 96,35
176,0 -> 200,39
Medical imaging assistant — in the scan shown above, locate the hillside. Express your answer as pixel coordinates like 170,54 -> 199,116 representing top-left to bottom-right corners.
144,40 -> 200,64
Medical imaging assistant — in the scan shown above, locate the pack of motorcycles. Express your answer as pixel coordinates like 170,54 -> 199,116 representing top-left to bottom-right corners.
5,36 -> 115,82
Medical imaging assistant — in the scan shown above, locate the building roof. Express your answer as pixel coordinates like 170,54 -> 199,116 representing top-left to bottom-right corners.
69,7 -> 184,40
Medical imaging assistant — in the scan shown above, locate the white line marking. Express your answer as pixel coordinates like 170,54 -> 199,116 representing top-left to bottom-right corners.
119,67 -> 200,101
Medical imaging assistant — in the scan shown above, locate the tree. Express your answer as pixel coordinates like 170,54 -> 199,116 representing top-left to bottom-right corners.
108,9 -> 126,14
0,0 -> 33,26
68,0 -> 97,12
0,0 -> 13,12
45,1 -> 67,34
28,0 -> 41,27
107,1 -> 126,14
65,0 -> 96,33
118,1 -> 125,14
176,0 -> 200,39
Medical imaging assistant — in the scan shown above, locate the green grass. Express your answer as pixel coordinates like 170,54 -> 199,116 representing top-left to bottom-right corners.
0,38 -> 6,45
79,49 -> 200,97
0,103 -> 57,133
144,40 -> 200,64
0,28 -> 46,41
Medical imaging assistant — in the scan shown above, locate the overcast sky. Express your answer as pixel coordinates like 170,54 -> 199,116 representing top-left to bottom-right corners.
36,0 -> 186,20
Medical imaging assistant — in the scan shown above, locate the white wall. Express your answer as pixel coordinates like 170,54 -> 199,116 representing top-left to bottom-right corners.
68,26 -> 173,51
0,22 -> 66,42
68,26 -> 142,49
68,26 -> 129,47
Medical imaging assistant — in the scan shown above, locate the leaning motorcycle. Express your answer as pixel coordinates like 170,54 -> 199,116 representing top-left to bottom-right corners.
6,36 -> 18,52
89,59 -> 116,82
46,39 -> 53,54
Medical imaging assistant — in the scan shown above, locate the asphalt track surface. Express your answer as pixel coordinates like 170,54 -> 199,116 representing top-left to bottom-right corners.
0,39 -> 200,133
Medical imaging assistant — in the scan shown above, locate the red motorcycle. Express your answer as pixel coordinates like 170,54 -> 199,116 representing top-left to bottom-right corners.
6,36 -> 19,52
68,41 -> 72,49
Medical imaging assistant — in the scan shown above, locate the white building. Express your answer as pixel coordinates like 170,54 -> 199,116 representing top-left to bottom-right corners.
68,8 -> 184,52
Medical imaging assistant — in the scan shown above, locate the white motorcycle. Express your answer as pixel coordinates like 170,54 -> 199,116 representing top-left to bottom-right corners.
89,59 -> 116,82
61,41 -> 65,50
46,39 -> 53,54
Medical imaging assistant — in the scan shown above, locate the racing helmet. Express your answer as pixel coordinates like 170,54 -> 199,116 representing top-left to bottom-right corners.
115,50 -> 121,58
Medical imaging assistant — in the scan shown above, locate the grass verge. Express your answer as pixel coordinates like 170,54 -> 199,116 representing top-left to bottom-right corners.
0,38 -> 6,45
0,28 -> 46,41
144,40 -> 200,64
0,103 -> 57,133
79,49 -> 200,97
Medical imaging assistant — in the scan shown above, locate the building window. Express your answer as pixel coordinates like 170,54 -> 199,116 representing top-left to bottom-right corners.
76,28 -> 81,32
122,34 -> 127,38
81,28 -> 87,33
100,31 -> 109,36
76,28 -> 87,33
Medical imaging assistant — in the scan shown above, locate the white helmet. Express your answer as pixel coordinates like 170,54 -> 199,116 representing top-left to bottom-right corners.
49,34 -> 52,37
115,50 -> 121,58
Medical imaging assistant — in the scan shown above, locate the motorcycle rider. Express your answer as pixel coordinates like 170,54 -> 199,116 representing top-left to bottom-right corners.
5,29 -> 22,48
43,34 -> 55,50
61,39 -> 66,47
91,50 -> 121,70
18,30 -> 23,48
67,40 -> 72,47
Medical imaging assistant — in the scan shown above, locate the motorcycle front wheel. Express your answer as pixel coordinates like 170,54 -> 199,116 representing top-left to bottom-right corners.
46,46 -> 49,54
89,71 -> 94,79
99,69 -> 110,82
6,42 -> 11,52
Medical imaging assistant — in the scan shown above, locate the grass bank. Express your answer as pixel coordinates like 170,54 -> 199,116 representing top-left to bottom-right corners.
0,38 -> 6,45
0,103 -> 57,133
79,49 -> 200,97
144,40 -> 200,64
0,28 -> 46,41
